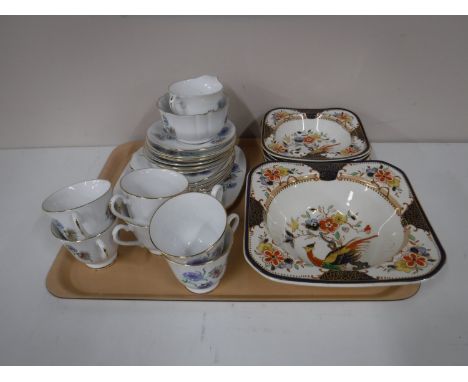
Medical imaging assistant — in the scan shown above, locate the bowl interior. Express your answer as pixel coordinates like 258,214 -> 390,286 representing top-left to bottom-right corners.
274,118 -> 352,154
265,180 -> 406,268
42,180 -> 110,212
169,75 -> 222,97
150,193 -> 226,257
121,169 -> 188,198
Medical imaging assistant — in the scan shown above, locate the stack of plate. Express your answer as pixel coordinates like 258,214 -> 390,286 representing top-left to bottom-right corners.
143,119 -> 237,192
261,107 -> 371,163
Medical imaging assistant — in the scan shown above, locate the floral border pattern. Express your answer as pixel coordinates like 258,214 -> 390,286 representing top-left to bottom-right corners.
262,108 -> 370,161
337,162 -> 413,214
244,161 -> 445,285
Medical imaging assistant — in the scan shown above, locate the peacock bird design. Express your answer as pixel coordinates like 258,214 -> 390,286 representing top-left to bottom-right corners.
304,234 -> 378,270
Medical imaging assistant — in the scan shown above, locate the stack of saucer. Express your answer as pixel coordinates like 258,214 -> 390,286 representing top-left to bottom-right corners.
143,75 -> 237,192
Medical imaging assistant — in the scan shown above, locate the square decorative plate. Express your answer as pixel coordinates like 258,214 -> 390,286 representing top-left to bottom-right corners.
262,108 -> 371,162
244,161 -> 445,286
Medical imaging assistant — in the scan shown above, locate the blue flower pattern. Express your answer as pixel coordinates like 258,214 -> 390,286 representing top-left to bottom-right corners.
222,162 -> 241,190
180,265 -> 225,291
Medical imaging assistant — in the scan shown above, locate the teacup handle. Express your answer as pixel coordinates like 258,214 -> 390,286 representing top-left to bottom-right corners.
169,94 -> 185,115
71,212 -> 90,238
112,224 -> 141,247
210,184 -> 224,203
109,194 -> 134,222
96,238 -> 109,260
226,213 -> 240,233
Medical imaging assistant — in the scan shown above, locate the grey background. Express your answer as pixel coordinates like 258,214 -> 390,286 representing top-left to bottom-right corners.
0,16 -> 467,148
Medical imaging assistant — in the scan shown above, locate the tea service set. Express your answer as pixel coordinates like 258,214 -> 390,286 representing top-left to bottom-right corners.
43,76 -> 446,294
43,75 -> 242,294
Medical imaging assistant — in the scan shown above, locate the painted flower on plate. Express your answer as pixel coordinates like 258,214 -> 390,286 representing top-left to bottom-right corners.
304,217 -> 320,231
374,169 -> 394,183
332,212 -> 347,225
257,241 -> 274,254
263,249 -> 285,266
272,111 -> 291,124
303,134 -> 319,144
270,142 -> 287,153
263,168 -> 281,182
319,217 -> 339,234
340,145 -> 359,155
333,111 -> 354,125
208,265 -> 224,279
403,252 -> 427,268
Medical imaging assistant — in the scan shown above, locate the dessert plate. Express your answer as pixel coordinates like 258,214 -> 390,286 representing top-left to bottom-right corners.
262,108 -> 370,162
244,161 -> 445,286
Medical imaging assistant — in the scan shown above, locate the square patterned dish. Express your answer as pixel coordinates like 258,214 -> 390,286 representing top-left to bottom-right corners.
262,108 -> 371,162
244,161 -> 445,287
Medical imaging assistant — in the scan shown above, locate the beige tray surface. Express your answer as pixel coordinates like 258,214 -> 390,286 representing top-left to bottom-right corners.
46,139 -> 420,301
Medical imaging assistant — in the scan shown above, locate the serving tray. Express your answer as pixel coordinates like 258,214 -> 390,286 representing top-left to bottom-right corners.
46,139 -> 420,301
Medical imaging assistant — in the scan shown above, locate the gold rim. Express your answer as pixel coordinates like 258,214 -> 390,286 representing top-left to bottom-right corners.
162,230 -> 234,267
42,179 -> 111,213
263,174 -> 320,211
149,192 -> 227,259
143,149 -> 234,172
119,169 -> 189,200
51,218 -> 116,243
186,155 -> 235,186
144,138 -> 237,161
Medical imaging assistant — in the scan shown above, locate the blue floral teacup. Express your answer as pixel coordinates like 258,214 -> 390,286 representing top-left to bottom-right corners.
165,225 -> 235,294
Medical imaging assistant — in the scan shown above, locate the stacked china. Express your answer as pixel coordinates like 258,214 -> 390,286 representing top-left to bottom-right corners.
142,75 -> 237,192
42,180 -> 119,269
148,189 -> 239,294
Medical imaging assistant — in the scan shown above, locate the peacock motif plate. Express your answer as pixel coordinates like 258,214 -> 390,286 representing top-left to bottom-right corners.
244,161 -> 445,286
261,108 -> 371,162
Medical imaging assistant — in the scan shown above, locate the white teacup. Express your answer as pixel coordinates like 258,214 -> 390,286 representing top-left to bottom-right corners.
51,219 -> 118,269
112,221 -> 160,255
42,179 -> 113,241
109,168 -> 189,226
165,225 -> 235,294
158,93 -> 228,144
168,75 -> 224,116
149,188 -> 238,263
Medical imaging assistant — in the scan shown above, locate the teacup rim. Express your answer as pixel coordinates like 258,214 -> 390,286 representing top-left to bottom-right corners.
149,192 -> 227,258
119,168 -> 189,200
157,93 -> 228,117
42,179 -> 111,213
162,227 -> 234,267
168,75 -> 223,97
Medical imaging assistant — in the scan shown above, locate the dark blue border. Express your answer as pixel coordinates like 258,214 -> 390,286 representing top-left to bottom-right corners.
243,159 -> 446,285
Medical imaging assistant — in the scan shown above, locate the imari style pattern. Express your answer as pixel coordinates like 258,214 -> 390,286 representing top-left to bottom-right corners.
262,108 -> 370,161
244,161 -> 445,285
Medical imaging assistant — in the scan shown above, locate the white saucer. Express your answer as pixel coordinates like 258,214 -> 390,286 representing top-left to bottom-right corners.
146,119 -> 236,156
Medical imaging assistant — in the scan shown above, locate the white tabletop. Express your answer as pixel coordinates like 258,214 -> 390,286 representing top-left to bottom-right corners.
0,143 -> 466,365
